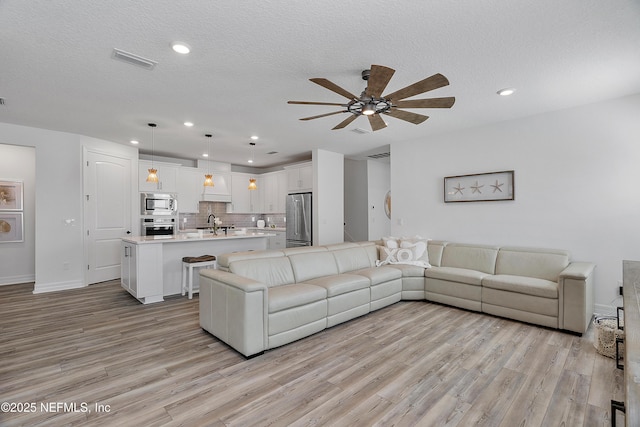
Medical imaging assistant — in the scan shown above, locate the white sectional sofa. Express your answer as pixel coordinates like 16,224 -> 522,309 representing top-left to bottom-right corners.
199,240 -> 595,357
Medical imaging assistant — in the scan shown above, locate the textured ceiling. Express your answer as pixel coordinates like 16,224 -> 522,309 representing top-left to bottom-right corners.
1,1 -> 639,168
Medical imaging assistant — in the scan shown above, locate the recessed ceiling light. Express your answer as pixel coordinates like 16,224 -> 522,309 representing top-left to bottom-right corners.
202,153 -> 208,157
497,88 -> 516,96
250,135 -> 259,140
184,121 -> 194,127
130,140 -> 139,145
171,42 -> 191,54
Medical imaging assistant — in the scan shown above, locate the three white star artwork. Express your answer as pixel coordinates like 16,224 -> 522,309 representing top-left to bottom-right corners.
451,180 -> 504,195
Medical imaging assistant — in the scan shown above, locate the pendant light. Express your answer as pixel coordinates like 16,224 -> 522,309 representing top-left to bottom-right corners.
146,123 -> 159,183
203,134 -> 214,187
248,142 -> 257,190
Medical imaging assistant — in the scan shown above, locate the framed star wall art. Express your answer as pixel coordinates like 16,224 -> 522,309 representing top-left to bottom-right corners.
444,170 -> 514,203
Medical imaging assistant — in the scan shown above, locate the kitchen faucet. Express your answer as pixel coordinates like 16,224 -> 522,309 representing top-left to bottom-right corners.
207,214 -> 216,227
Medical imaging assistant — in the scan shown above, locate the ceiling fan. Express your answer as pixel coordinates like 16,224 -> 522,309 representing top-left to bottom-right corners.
288,65 -> 455,132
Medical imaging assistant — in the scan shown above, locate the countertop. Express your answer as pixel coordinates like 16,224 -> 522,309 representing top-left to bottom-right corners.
179,227 -> 286,233
123,231 -> 275,245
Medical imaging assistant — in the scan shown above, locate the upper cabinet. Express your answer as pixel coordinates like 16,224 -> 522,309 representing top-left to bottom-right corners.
139,160 -> 179,193
262,170 -> 287,213
286,162 -> 313,193
229,172 -> 261,213
176,167 -> 203,213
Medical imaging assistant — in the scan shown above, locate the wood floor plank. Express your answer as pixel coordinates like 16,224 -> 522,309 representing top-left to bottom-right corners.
0,280 -> 624,426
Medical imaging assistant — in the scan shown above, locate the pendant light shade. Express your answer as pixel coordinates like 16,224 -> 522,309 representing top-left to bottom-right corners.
203,134 -> 214,187
248,178 -> 257,190
146,123 -> 159,183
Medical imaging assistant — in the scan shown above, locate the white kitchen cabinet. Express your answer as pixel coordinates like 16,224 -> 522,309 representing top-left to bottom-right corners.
262,171 -> 286,213
121,242 -> 163,304
267,230 -> 286,250
229,172 -> 261,213
139,160 -> 179,193
276,170 -> 287,212
201,170 -> 232,202
286,163 -> 312,193
176,167 -> 202,213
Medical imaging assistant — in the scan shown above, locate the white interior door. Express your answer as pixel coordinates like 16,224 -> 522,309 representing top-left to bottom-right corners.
84,150 -> 132,284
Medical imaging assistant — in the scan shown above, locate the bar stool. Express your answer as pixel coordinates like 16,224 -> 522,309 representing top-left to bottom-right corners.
181,255 -> 217,299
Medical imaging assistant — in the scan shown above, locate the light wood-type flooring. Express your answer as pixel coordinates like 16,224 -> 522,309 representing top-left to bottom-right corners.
0,280 -> 625,426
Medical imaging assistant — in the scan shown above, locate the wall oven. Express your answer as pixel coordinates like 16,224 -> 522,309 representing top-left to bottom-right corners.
141,193 -> 177,215
141,217 -> 176,236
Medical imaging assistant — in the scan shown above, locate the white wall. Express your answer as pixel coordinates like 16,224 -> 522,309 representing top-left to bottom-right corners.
367,160 -> 391,241
0,144 -> 35,285
313,149 -> 344,245
391,93 -> 640,313
344,159 -> 368,242
0,123 -> 138,292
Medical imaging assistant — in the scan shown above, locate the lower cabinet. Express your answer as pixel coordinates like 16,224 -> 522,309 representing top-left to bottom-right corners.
121,242 -> 163,304
267,230 -> 286,250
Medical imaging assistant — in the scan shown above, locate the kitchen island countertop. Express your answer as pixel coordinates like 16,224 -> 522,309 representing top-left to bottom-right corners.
123,231 -> 275,245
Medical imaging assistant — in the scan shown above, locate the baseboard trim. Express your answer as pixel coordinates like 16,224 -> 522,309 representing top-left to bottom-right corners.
0,274 -> 35,286
594,303 -> 620,317
33,280 -> 85,294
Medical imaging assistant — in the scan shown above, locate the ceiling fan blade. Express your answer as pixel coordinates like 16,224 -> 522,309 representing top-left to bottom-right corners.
368,114 -> 387,131
299,110 -> 347,121
383,73 -> 450,101
384,109 -> 429,125
393,97 -> 456,109
332,114 -> 358,130
365,65 -> 395,98
310,78 -> 357,100
288,101 -> 347,106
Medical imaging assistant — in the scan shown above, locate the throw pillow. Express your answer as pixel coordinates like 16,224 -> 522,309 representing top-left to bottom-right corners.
398,239 -> 431,268
376,245 -> 398,266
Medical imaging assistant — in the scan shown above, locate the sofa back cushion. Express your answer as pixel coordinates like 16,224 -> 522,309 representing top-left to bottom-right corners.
229,257 -> 295,287
496,247 -> 570,282
289,251 -> 339,282
332,247 -> 373,273
440,243 -> 499,274
217,249 -> 285,271
427,240 -> 447,267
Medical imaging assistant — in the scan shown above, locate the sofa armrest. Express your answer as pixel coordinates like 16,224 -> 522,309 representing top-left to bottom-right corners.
558,262 -> 596,334
200,268 -> 268,293
559,262 -> 596,280
199,269 -> 268,357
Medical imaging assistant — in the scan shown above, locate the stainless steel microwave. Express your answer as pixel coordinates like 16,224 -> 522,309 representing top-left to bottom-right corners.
141,193 -> 177,215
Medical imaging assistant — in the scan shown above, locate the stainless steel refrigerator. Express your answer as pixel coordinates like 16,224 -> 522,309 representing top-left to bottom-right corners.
286,192 -> 312,247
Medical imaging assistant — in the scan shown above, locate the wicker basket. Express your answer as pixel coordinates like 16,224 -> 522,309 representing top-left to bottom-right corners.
593,316 -> 624,359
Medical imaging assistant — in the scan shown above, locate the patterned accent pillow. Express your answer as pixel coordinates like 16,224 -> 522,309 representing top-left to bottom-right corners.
376,236 -> 431,268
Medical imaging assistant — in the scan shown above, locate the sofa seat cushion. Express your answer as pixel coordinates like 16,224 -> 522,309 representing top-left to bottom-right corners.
483,274 -> 558,299
304,274 -> 370,297
425,266 -> 488,286
386,263 -> 425,278
354,266 -> 402,286
268,283 -> 327,314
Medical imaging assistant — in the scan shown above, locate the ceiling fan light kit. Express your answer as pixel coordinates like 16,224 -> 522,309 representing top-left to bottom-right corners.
288,64 -> 455,132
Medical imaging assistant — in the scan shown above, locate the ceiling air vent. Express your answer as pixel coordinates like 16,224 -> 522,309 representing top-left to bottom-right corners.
267,151 -> 278,155
351,128 -> 371,134
112,48 -> 157,70
368,152 -> 390,160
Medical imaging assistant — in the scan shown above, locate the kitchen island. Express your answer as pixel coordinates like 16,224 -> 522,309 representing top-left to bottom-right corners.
121,232 -> 274,304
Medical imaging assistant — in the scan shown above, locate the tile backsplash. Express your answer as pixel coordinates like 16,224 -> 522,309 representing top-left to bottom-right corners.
178,202 -> 285,231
